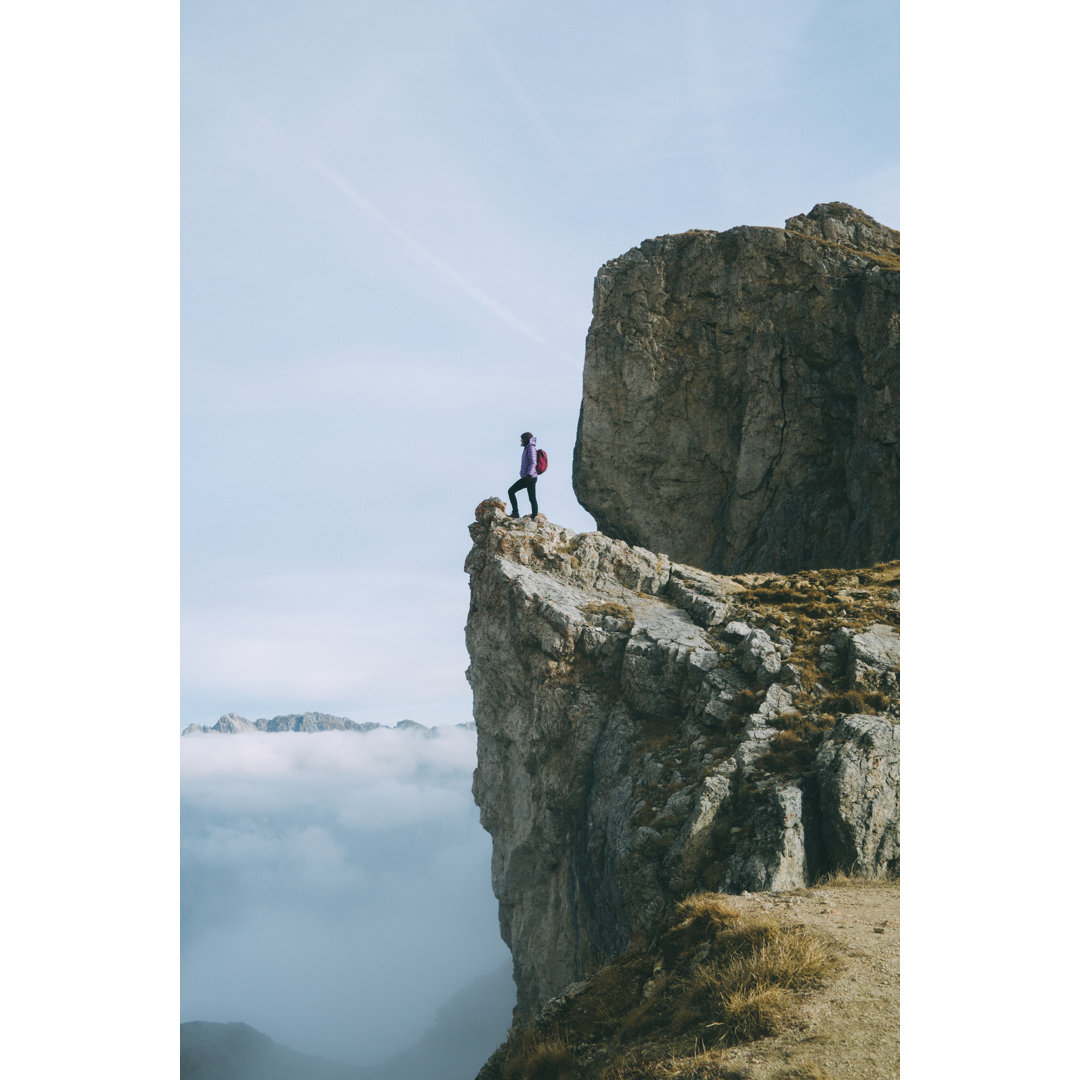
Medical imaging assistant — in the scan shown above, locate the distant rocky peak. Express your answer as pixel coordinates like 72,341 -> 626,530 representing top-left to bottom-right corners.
214,712 -> 257,733
179,713 -> 474,736
395,718 -> 439,737
784,201 -> 899,258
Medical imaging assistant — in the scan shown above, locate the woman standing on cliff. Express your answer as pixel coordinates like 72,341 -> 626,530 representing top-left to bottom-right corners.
507,432 -> 539,518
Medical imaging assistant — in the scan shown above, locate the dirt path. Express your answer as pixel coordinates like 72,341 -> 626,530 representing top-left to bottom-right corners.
716,879 -> 899,1080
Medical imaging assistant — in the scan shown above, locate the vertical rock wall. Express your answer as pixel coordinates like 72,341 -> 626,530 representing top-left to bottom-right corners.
573,203 -> 899,574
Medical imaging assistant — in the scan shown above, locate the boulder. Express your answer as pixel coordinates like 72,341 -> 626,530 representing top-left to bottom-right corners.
573,202 -> 899,574
816,713 -> 900,877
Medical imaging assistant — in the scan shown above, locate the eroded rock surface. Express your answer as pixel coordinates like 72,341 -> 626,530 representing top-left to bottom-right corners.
465,499 -> 899,1017
573,202 -> 899,574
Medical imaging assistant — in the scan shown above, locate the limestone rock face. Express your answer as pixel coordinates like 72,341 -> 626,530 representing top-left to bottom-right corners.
816,714 -> 900,877
573,202 -> 899,574
465,499 -> 899,1017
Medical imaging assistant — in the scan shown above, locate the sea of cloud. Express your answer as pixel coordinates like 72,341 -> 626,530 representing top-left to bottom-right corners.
180,724 -> 509,1067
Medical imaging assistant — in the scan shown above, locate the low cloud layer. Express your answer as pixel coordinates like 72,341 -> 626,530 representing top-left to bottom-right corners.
180,726 -> 509,1067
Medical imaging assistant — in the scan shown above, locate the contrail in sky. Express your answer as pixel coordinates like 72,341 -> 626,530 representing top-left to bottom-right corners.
303,153 -> 573,360
203,71 -> 576,363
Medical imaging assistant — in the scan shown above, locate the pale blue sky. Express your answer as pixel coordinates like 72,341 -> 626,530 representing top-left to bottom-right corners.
181,0 -> 899,729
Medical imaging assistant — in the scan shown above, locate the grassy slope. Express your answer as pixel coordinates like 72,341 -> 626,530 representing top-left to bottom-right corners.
479,894 -> 842,1080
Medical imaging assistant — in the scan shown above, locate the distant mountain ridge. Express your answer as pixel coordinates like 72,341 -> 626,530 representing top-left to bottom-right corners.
181,1021 -> 361,1079
180,962 -> 513,1080
181,712 -> 475,736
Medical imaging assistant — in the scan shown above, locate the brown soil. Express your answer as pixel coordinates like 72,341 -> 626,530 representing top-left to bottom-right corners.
714,879 -> 899,1080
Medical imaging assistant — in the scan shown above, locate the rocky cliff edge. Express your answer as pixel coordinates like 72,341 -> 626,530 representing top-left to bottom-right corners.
465,499 -> 899,1018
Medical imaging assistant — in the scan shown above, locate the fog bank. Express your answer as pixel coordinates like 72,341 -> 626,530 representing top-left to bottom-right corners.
180,725 -> 508,1066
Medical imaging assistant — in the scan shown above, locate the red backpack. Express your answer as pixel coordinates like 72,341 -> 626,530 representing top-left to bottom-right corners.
536,449 -> 548,474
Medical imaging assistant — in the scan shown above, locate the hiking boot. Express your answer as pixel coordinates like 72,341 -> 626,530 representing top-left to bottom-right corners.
508,510 -> 520,518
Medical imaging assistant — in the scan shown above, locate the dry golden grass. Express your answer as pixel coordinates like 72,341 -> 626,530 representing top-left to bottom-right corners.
812,237 -> 900,271
817,689 -> 890,715
646,902 -> 839,1043
739,562 -> 899,636
487,893 -> 841,1079
583,601 -> 635,622
757,710 -> 839,777
726,561 -> 900,781
503,1029 -> 578,1080
671,893 -> 740,928
717,926 -> 836,991
815,869 -> 898,889
599,1043 -> 747,1079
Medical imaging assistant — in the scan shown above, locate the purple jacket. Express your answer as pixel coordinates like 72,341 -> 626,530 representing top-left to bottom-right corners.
520,436 -> 537,478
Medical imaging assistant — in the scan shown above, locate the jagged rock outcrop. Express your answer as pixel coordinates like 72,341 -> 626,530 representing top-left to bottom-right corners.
181,711 -> 379,736
573,202 -> 899,574
465,500 -> 899,1018
816,713 -> 900,877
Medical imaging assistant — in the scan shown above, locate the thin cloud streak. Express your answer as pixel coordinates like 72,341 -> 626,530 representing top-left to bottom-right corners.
303,153 -> 575,361
194,69 -> 576,363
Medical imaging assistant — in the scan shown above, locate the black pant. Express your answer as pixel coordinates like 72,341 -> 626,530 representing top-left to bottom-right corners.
508,476 -> 538,516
